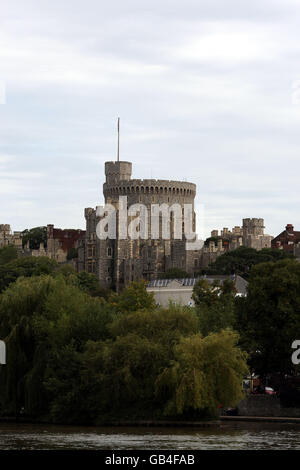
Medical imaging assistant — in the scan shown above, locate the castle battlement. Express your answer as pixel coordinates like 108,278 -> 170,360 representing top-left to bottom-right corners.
104,179 -> 196,196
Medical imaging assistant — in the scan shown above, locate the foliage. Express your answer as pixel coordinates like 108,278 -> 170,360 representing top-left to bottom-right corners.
0,245 -> 18,266
0,274 -> 247,423
66,248 -> 78,260
204,236 -> 229,247
109,280 -> 156,313
22,227 -> 47,250
206,246 -> 294,278
0,256 -> 58,293
192,279 -> 236,336
158,268 -> 189,279
74,271 -> 111,299
155,330 -> 248,416
235,258 -> 300,376
0,275 -> 115,419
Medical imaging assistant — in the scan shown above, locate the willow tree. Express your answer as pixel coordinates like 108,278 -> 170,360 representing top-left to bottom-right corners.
155,330 -> 248,417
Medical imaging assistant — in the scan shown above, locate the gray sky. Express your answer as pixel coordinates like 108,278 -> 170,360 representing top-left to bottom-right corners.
1,0 -> 300,238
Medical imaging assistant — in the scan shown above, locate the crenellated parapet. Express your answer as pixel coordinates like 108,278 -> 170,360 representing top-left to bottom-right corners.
103,179 -> 196,201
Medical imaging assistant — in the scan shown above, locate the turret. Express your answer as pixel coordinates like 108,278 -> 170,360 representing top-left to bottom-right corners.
105,161 -> 132,185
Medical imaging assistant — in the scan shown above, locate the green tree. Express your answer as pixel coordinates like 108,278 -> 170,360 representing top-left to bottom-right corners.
192,279 -> 236,336
206,246 -> 294,278
0,245 -> 18,266
158,268 -> 189,279
0,275 -> 114,420
110,280 -> 156,313
0,256 -> 58,293
74,271 -> 111,299
236,258 -> 300,376
22,227 -> 47,250
155,330 -> 248,417
66,248 -> 78,260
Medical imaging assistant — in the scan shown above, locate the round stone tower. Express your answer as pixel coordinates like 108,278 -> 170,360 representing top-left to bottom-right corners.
103,160 -> 196,210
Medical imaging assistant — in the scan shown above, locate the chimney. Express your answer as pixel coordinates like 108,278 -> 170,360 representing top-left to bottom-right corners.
286,224 -> 294,234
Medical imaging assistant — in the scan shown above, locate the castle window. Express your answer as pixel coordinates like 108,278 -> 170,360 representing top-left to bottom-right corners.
107,247 -> 112,257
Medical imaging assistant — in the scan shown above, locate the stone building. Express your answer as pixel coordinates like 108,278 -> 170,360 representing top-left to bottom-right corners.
271,224 -> 300,255
147,275 -> 248,307
198,218 -> 273,268
25,224 -> 85,267
1,223 -> 85,266
80,160 -> 197,290
0,224 -> 22,250
45,224 -> 85,263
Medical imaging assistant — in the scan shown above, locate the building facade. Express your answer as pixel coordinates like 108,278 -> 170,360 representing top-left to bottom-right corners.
80,160 -> 197,290
271,224 -> 300,255
1,223 -> 85,266
147,275 -> 248,307
0,224 -> 22,250
198,218 -> 273,268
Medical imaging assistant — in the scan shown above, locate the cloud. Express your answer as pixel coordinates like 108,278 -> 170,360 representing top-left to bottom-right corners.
0,0 -> 300,238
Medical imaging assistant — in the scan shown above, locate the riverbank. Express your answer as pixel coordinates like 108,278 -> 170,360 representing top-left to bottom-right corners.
221,415 -> 300,424
0,416 -> 220,427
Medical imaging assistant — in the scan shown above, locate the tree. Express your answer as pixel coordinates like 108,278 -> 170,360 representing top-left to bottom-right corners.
22,227 -> 47,250
158,268 -> 189,279
155,330 -> 248,417
0,275 -> 115,420
109,303 -> 199,356
67,248 -> 78,260
192,279 -> 236,336
0,256 -> 58,293
0,245 -> 18,266
236,258 -> 300,377
74,271 -> 111,299
0,271 -> 248,423
110,281 -> 156,313
206,246 -> 294,278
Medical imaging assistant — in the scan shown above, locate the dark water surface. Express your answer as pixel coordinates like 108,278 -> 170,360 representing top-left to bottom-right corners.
0,422 -> 300,449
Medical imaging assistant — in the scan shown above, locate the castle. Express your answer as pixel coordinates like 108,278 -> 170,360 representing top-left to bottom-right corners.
199,219 -> 273,268
0,223 -> 85,266
78,161 -> 197,290
1,160 -> 275,288
0,224 -> 22,250
78,160 -> 273,289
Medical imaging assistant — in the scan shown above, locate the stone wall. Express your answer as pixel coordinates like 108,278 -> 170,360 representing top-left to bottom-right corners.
83,160 -> 198,290
237,395 -> 300,417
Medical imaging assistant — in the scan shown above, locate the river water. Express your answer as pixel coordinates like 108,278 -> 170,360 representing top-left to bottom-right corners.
0,422 -> 300,450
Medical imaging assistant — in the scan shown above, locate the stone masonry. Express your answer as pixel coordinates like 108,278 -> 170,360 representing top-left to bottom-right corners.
80,161 -> 197,290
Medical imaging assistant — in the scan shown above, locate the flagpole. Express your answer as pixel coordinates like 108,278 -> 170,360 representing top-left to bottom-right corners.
117,117 -> 120,162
